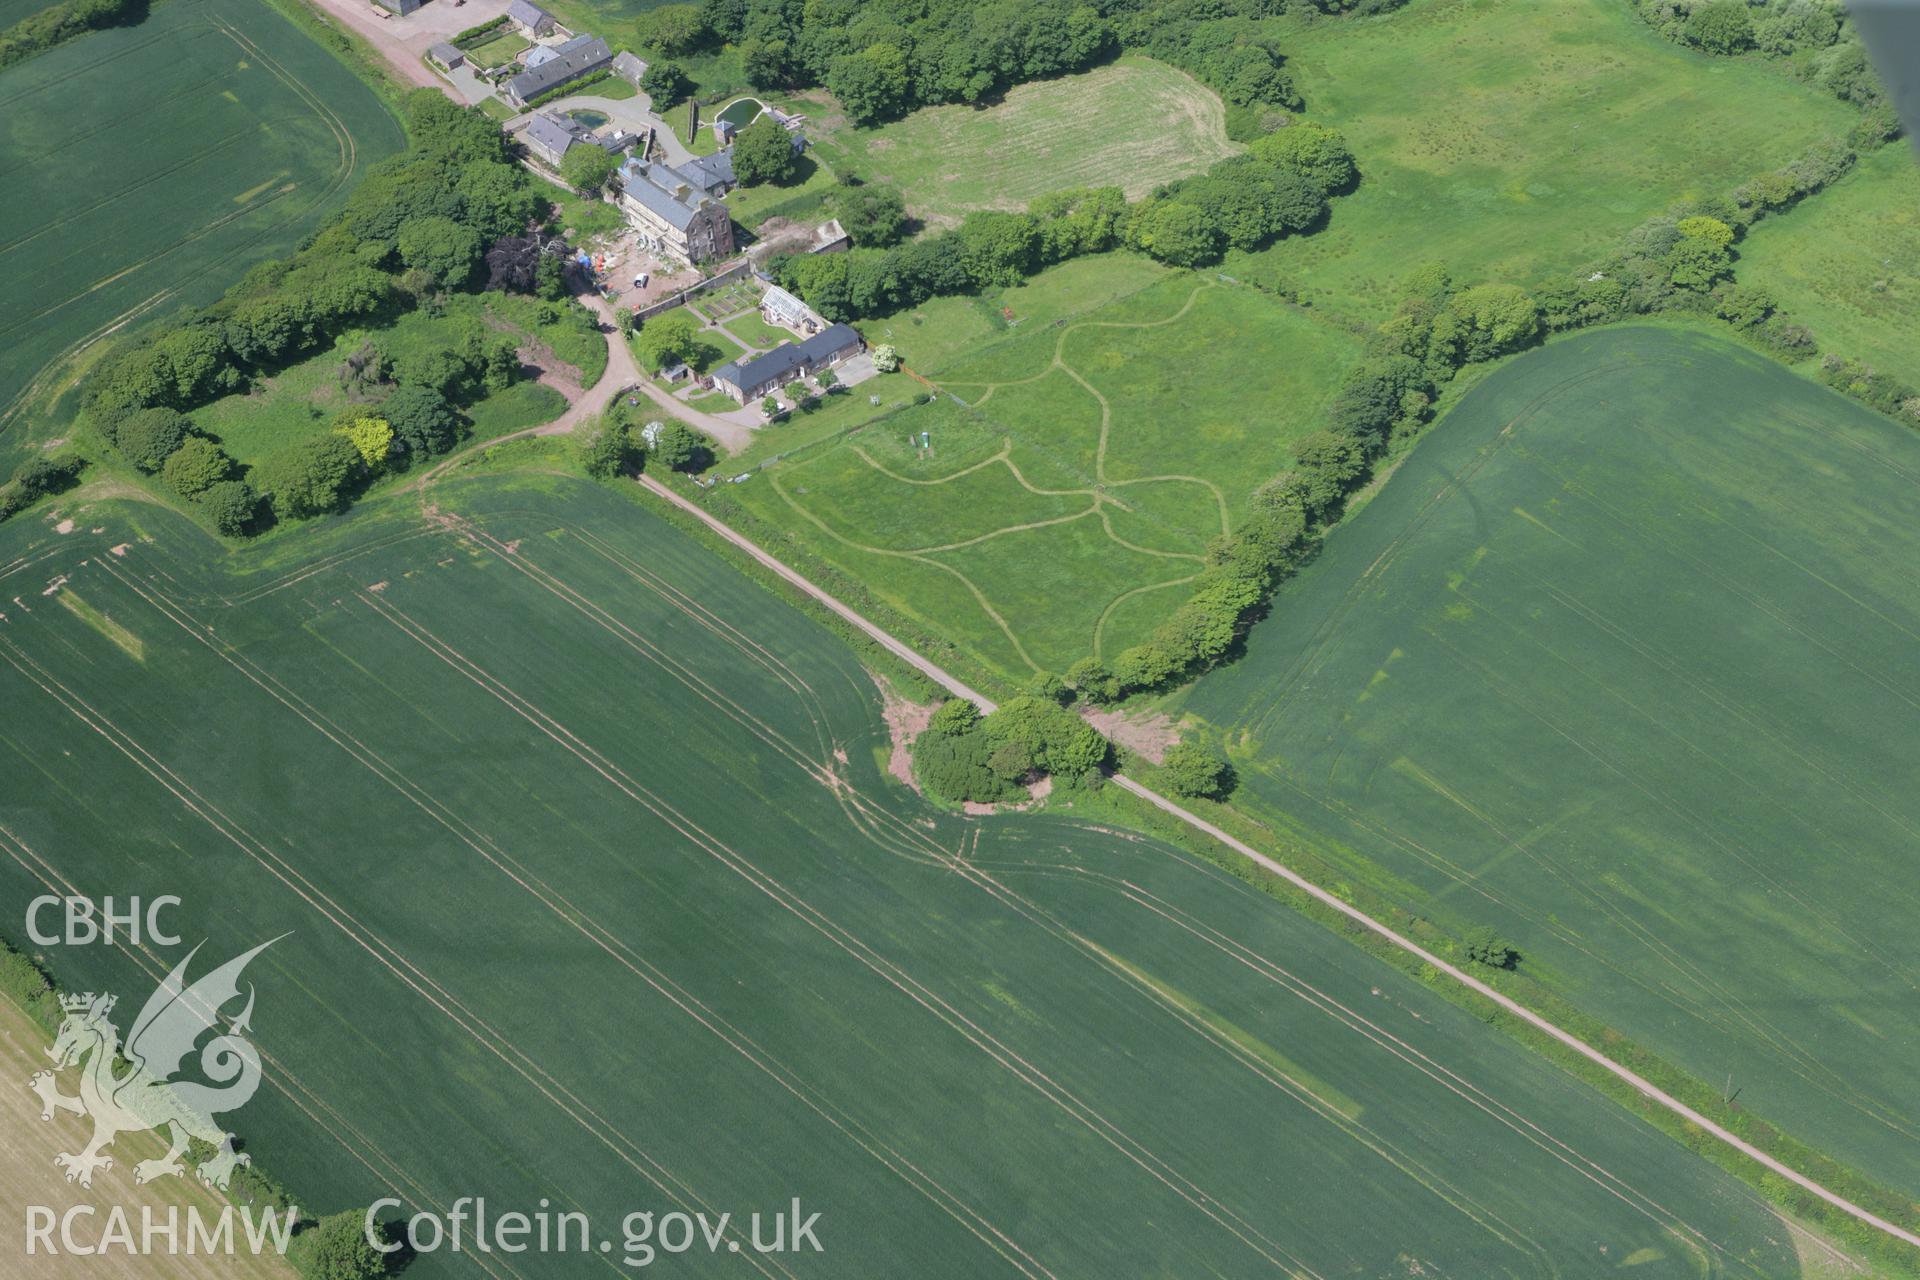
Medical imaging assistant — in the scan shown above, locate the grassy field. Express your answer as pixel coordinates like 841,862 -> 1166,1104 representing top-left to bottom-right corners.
0,0 -> 404,461
1227,0 -> 1857,324
730,264 -> 1361,678
1180,324 -> 1920,1201
801,56 -> 1240,226
0,472 -> 1831,1276
190,293 -> 595,468
1738,144 -> 1920,392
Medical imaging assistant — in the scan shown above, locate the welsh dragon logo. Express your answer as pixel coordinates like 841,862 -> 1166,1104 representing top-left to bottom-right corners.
27,939 -> 278,1191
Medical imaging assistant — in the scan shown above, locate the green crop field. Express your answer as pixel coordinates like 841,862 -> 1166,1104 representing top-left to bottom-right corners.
0,471 -> 1829,1276
0,0 -> 51,26
1181,324 -> 1920,1201
731,267 -> 1362,678
0,0 -> 404,456
802,56 -> 1240,226
1228,0 -> 1856,324
1738,144 -> 1920,394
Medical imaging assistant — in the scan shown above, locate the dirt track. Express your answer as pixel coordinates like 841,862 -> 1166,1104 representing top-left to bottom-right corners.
301,0 -> 474,93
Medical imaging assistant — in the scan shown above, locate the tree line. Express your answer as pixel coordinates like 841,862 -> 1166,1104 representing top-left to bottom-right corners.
78,92 -> 568,535
775,122 -> 1356,320
1066,127 -> 1918,708
635,0 -> 1407,128
1535,124 -> 1920,435
1634,0 -> 1903,145
0,0 -> 142,71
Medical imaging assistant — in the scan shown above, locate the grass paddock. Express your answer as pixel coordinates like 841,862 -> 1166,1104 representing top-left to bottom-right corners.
805,56 -> 1239,226
732,266 -> 1361,677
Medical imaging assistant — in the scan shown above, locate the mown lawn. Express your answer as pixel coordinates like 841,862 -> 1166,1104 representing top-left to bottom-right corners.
721,153 -> 839,230
1227,0 -> 1857,324
719,309 -> 789,351
464,31 -> 528,69
731,267 -> 1361,677
802,56 -> 1239,226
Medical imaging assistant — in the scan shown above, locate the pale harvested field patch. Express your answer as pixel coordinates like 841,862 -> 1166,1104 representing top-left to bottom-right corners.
0,999 -> 293,1278
816,57 -> 1239,222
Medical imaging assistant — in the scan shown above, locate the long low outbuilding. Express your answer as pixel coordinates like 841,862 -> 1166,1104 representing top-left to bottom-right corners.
502,34 -> 612,107
710,324 -> 864,404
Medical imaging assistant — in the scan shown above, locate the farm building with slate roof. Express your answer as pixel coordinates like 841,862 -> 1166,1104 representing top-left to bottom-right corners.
503,34 -> 611,107
508,0 -> 554,36
711,325 -> 864,404
521,111 -> 645,167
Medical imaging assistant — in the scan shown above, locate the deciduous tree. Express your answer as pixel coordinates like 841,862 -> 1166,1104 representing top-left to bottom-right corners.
731,115 -> 800,186
160,437 -> 232,499
560,145 -> 620,195
1161,740 -> 1233,799
396,215 -> 482,287
836,184 -> 908,246
637,310 -> 702,371
201,480 -> 259,536
114,407 -> 189,472
258,434 -> 362,520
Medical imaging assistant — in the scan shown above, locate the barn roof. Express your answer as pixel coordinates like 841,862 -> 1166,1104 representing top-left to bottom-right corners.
506,33 -> 610,100
716,324 -> 861,391
508,0 -> 551,27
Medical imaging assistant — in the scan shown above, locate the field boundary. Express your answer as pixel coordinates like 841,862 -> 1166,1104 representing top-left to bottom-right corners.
640,470 -> 1920,1256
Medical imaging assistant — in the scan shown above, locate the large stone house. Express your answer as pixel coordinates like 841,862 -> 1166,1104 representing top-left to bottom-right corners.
502,34 -> 611,108
613,158 -> 735,264
711,324 -> 864,404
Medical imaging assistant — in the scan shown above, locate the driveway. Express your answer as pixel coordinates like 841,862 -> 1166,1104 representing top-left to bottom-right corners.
564,290 -> 756,452
304,0 -> 512,91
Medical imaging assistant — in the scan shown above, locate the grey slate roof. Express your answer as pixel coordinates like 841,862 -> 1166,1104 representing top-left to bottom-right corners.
523,112 -> 578,157
508,0 -> 552,28
505,33 -> 611,101
681,149 -> 734,194
426,42 -> 462,67
612,51 -> 648,84
716,324 -> 861,392
617,159 -> 702,230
